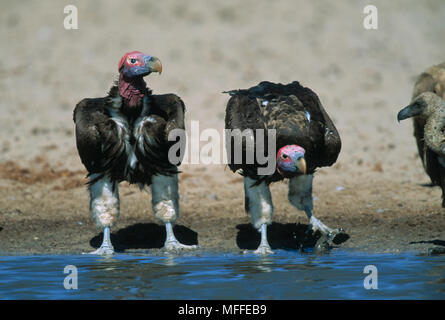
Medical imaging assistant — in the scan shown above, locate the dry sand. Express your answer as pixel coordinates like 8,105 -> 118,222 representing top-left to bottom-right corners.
0,0 -> 444,255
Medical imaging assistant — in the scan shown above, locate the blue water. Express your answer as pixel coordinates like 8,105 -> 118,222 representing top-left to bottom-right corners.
0,250 -> 444,299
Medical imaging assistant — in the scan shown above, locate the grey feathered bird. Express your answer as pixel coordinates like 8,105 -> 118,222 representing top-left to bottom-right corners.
397,62 -> 445,207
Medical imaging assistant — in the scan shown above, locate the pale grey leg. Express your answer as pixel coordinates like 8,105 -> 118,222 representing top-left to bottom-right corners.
151,174 -> 197,251
88,174 -> 119,255
288,174 -> 339,236
244,177 -> 274,254
89,226 -> 114,255
254,223 -> 274,255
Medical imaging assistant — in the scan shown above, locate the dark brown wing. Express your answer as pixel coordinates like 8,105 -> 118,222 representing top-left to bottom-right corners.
135,94 -> 186,174
302,85 -> 342,167
150,94 -> 186,143
73,97 -> 126,178
225,94 -> 267,178
224,81 -> 341,183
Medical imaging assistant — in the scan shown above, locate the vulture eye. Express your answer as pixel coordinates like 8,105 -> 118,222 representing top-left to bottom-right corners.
281,154 -> 289,160
130,58 -> 137,64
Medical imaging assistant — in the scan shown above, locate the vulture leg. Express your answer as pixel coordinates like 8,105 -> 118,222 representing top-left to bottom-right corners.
151,174 -> 197,251
288,175 -> 339,236
244,177 -> 274,254
88,174 -> 120,255
90,226 -> 113,255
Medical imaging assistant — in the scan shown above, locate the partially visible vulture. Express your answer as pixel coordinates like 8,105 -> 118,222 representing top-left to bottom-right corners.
397,62 -> 445,207
225,81 -> 344,254
73,51 -> 196,255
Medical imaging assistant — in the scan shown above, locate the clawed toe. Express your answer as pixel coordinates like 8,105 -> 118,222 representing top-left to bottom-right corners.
312,227 -> 349,253
163,240 -> 198,251
311,224 -> 334,235
88,245 -> 115,256
254,245 -> 274,255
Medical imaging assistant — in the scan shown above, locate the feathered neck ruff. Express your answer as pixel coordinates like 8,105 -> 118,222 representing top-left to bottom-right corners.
118,73 -> 150,109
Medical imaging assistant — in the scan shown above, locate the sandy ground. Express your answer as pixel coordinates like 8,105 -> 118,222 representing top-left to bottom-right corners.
0,0 -> 445,255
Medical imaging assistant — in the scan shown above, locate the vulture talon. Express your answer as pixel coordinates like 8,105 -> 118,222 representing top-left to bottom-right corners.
253,224 -> 274,255
87,227 -> 115,256
163,222 -> 198,251
309,216 -> 335,235
163,240 -> 197,251
88,245 -> 115,256
254,245 -> 274,255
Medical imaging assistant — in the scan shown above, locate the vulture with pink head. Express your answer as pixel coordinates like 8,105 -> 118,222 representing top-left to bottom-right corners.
73,51 -> 195,255
225,81 -> 346,254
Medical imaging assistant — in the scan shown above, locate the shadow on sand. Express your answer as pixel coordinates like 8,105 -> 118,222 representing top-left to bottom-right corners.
236,222 -> 349,252
90,223 -> 198,252
410,239 -> 445,255
410,239 -> 445,246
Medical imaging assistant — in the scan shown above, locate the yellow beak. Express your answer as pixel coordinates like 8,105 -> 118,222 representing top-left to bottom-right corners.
148,56 -> 162,74
296,157 -> 307,174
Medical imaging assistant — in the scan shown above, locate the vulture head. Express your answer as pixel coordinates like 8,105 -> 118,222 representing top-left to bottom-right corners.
117,51 -> 162,108
398,92 -> 445,155
118,51 -> 162,78
276,145 -> 307,177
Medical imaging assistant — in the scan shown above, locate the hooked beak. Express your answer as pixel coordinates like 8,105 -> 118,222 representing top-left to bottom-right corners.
146,56 -> 162,74
397,102 -> 422,122
296,157 -> 307,174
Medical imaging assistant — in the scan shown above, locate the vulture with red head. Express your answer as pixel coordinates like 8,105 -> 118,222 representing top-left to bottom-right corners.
73,51 -> 196,255
397,62 -> 445,207
225,81 -> 345,254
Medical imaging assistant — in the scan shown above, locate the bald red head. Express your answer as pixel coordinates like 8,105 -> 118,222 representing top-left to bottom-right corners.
117,51 -> 161,108
118,51 -> 162,78
118,51 -> 144,72
276,145 -> 306,177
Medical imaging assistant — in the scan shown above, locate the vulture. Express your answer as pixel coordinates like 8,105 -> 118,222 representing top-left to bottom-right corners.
225,81 -> 344,254
73,51 -> 196,255
397,62 -> 445,207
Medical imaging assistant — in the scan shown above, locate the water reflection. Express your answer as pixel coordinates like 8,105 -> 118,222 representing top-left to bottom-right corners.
0,251 -> 444,299
162,255 -> 178,267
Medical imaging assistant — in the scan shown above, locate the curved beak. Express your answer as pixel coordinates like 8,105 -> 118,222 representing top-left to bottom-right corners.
296,157 -> 307,174
397,102 -> 422,122
146,56 -> 162,74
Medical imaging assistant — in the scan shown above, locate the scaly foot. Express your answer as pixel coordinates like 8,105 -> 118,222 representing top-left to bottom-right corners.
163,222 -> 197,251
253,224 -> 274,255
307,217 -> 347,252
310,216 -> 340,236
87,227 -> 115,255
163,240 -> 197,251
254,244 -> 274,255
88,245 -> 114,256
